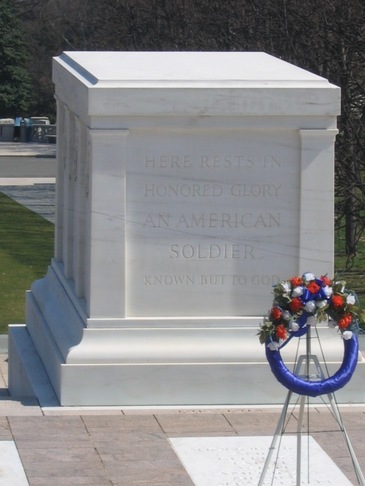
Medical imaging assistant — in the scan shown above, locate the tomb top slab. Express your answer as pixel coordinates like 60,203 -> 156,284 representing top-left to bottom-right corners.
57,51 -> 326,86
53,51 -> 340,118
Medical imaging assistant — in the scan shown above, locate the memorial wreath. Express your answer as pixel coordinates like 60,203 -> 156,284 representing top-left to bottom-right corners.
259,272 -> 365,397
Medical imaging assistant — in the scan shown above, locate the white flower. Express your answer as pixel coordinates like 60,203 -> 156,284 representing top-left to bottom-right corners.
323,286 -> 333,298
333,281 -> 345,293
304,300 -> 316,313
316,300 -> 327,309
267,341 -> 280,351
306,316 -> 317,326
303,272 -> 315,282
290,322 -> 299,332
342,330 -> 353,340
346,294 -> 356,306
280,281 -> 291,293
282,311 -> 291,320
292,286 -> 304,297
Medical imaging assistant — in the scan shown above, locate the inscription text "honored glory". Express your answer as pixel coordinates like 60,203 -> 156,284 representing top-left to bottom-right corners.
144,183 -> 281,198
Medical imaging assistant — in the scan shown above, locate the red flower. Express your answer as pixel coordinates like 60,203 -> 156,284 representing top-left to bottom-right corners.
338,314 -> 352,329
331,295 -> 344,309
289,298 -> 302,313
290,276 -> 303,287
275,324 -> 287,340
320,275 -> 332,286
307,281 -> 320,294
271,307 -> 282,321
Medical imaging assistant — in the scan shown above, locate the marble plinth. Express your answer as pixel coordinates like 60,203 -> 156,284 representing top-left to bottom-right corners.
9,52 -> 347,406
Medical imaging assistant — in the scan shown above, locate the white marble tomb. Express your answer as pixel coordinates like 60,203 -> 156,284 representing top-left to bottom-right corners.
9,51 -> 362,407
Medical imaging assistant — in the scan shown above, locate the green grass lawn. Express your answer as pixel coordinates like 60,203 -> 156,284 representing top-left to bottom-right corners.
335,234 -> 365,301
0,192 -> 54,333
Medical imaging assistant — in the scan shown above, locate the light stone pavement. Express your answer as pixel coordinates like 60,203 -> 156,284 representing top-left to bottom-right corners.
0,142 -> 56,223
0,351 -> 363,485
0,142 -> 56,158
0,178 -> 55,223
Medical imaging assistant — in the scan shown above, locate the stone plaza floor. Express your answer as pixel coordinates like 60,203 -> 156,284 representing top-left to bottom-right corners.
0,142 -> 56,159
0,178 -> 55,223
0,142 -> 56,223
0,353 -> 363,485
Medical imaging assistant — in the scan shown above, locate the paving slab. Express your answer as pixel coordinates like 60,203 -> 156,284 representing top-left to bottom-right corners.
0,441 -> 29,485
170,436 -> 353,485
0,354 -> 362,484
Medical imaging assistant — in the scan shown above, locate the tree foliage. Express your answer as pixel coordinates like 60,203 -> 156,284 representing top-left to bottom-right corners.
15,0 -> 365,262
0,0 -> 32,117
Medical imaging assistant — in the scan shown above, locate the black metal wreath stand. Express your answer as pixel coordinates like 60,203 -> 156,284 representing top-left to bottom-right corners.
258,325 -> 365,485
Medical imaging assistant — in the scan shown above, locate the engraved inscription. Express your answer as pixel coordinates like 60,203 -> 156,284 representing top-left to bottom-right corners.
143,212 -> 280,229
128,139 -> 292,317
169,243 -> 254,259
144,183 -> 223,197
230,184 -> 281,197
144,183 -> 281,198
144,274 -> 280,286
145,154 -> 193,168
144,154 -> 281,169
174,213 -> 280,229
139,151 -> 284,293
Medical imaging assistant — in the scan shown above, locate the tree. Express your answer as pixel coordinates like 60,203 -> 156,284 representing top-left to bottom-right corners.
0,0 -> 32,117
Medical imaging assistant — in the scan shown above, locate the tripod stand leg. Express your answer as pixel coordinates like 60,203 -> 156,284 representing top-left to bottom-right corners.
326,393 -> 365,486
312,354 -> 365,485
258,356 -> 307,485
258,390 -> 293,486
296,394 -> 306,485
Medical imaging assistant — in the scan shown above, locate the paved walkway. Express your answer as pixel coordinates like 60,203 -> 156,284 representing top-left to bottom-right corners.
0,354 -> 363,485
0,179 -> 55,223
0,142 -> 56,158
0,140 -> 56,224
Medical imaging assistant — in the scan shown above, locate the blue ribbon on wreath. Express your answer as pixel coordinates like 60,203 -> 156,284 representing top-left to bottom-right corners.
265,326 -> 359,397
279,312 -> 309,348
